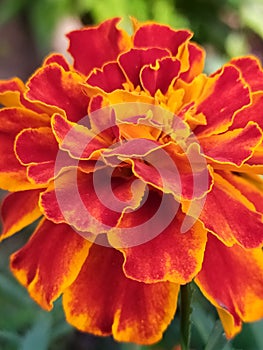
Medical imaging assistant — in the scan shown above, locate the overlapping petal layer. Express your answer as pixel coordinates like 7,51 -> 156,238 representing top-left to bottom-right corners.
0,17 -> 263,345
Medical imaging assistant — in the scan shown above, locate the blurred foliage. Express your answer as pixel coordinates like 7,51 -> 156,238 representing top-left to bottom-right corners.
0,0 -> 263,349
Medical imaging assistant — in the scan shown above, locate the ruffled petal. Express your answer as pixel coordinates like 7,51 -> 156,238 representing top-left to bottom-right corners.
67,18 -> 131,76
118,47 -> 170,88
86,62 -> 126,93
44,53 -> 70,71
195,234 -> 263,338
199,121 -> 263,166
63,244 -> 179,344
25,65 -> 89,121
15,127 -> 58,165
230,56 -> 263,92
0,77 -> 25,107
194,65 -> 251,136
179,42 -> 205,82
0,189 -> 42,241
199,171 -> 263,248
140,57 -> 181,95
10,219 -> 91,310
133,23 -> 192,56
117,207 -> 207,284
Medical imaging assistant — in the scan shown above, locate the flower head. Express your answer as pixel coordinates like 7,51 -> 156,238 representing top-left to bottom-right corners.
1,18 -> 263,345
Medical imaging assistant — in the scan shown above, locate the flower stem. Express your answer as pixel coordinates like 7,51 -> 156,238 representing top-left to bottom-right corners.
180,283 -> 193,350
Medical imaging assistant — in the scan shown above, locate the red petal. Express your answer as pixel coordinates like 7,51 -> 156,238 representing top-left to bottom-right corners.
199,122 -> 263,166
86,62 -> 126,93
63,244 -> 179,344
10,219 -> 91,310
231,92 -> 263,129
1,189 -> 42,240
27,161 -> 56,185
44,53 -> 70,71
199,171 -> 263,248
196,234 -> 263,338
118,47 -> 170,88
67,18 -> 131,76
194,65 -> 250,136
133,24 -> 192,56
118,208 -> 207,284
15,127 -> 58,165
26,65 -> 89,122
231,56 -> 263,92
140,57 -> 181,95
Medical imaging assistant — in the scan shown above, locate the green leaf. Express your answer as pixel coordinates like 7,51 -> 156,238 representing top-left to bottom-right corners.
204,320 -> 230,350
20,312 -> 52,350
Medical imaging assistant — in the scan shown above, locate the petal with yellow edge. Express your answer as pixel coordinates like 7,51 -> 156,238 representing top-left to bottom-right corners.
0,77 -> 25,107
118,47 -> 170,88
199,121 -> 263,166
63,244 -> 179,345
194,65 -> 251,136
67,18 -> 131,76
133,23 -> 192,56
116,207 -> 207,284
199,171 -> 263,248
230,56 -> 263,92
25,65 -> 89,121
86,62 -> 126,93
140,57 -> 181,95
195,234 -> 263,338
1,189 -> 42,241
179,42 -> 205,83
10,219 -> 91,310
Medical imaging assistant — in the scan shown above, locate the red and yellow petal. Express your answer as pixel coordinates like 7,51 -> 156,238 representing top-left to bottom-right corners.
230,56 -> 263,92
10,219 -> 91,310
179,42 -> 205,83
133,23 -> 192,56
0,77 -> 25,107
63,244 -> 179,345
118,47 -> 170,88
194,65 -> 251,136
67,18 -> 131,76
0,189 -> 43,241
140,57 -> 181,95
116,207 -> 207,284
25,64 -> 89,121
199,121 -> 263,166
86,62 -> 127,93
15,127 -> 58,165
195,234 -> 263,338
199,171 -> 263,248
44,53 -> 70,71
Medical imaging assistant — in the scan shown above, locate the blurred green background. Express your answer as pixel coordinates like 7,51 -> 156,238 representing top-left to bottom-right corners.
0,0 -> 263,349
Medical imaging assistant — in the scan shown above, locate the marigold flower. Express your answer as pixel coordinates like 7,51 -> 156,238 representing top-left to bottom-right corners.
1,18 -> 263,345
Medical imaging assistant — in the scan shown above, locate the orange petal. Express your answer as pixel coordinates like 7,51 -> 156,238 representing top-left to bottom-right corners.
63,244 -> 179,344
10,219 -> 91,310
0,189 -> 42,241
199,171 -> 263,248
67,18 -> 131,76
179,42 -> 205,82
0,77 -> 25,107
195,234 -> 263,338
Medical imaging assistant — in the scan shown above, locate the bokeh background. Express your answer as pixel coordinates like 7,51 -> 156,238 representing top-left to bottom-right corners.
0,0 -> 263,349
